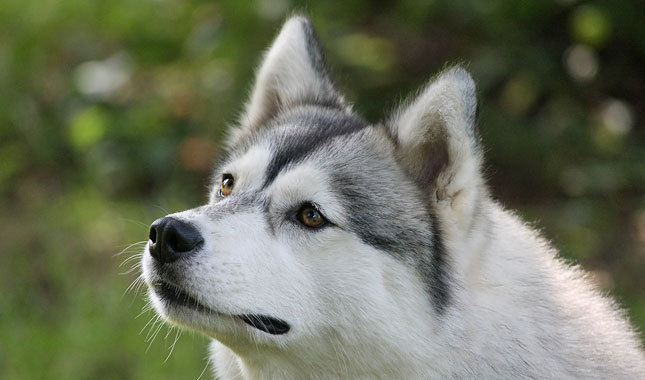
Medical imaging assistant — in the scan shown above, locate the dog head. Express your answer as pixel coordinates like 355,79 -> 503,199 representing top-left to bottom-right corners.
142,15 -> 482,365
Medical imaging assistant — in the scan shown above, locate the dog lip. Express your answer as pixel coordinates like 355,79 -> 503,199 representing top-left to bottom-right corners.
152,280 -> 290,335
239,314 -> 291,335
152,280 -> 212,313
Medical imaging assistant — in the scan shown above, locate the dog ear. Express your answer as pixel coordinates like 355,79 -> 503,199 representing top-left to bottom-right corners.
228,15 -> 346,146
387,67 -> 484,230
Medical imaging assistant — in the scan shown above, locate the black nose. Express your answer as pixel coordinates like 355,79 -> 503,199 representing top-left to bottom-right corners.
148,217 -> 204,263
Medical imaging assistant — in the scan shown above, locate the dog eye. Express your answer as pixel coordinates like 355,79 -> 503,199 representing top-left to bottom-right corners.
297,203 -> 327,228
220,174 -> 234,196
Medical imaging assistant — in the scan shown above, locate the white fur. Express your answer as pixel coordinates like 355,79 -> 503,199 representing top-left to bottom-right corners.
141,16 -> 645,379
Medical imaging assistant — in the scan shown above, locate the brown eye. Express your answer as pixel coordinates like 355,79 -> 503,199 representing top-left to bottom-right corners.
298,203 -> 327,228
220,174 -> 234,196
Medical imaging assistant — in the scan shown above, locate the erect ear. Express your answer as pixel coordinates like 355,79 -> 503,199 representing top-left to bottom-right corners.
387,67 -> 484,231
228,15 -> 346,146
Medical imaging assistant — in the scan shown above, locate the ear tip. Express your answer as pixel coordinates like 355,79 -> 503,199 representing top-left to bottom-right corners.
437,66 -> 477,120
277,15 -> 318,46
283,14 -> 313,31
441,66 -> 475,93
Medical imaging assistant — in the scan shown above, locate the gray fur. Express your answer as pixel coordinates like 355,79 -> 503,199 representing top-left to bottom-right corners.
224,104 -> 451,311
141,15 -> 645,379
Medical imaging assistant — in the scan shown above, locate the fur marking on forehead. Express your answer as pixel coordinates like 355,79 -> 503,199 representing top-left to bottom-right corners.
261,106 -> 369,189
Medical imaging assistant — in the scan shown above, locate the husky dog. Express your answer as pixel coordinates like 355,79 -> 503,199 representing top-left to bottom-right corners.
141,15 -> 644,379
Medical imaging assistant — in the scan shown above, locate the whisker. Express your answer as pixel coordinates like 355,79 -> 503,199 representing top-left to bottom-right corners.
164,328 -> 182,363
147,317 -> 163,341
133,278 -> 148,296
196,352 -> 212,380
114,241 -> 147,257
140,314 -> 159,336
120,262 -> 142,276
146,320 -> 166,352
136,302 -> 153,319
123,275 -> 145,298
153,205 -> 171,215
119,253 -> 143,267
121,218 -> 151,229
164,325 -> 175,340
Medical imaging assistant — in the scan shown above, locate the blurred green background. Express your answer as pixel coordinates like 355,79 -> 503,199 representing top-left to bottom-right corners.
1,0 -> 643,378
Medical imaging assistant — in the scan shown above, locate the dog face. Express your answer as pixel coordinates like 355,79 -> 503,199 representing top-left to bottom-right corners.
142,15 -> 481,362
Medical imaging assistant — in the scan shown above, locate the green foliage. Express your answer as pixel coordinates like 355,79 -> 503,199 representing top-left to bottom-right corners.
1,0 -> 643,378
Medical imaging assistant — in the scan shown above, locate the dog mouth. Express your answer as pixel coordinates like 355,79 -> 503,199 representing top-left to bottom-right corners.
238,314 -> 290,335
151,280 -> 290,335
152,280 -> 211,313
